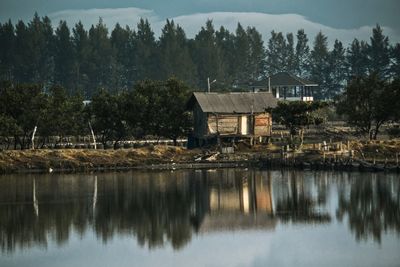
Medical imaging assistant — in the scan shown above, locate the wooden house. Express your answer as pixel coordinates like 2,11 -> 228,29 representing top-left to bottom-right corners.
186,92 -> 277,146
250,72 -> 318,101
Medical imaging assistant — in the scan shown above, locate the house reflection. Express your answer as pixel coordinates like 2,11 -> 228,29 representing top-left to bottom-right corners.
208,172 -> 274,214
197,170 -> 276,233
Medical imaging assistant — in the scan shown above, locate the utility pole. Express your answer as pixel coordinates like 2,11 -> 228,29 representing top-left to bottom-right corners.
207,77 -> 216,93
268,76 -> 271,93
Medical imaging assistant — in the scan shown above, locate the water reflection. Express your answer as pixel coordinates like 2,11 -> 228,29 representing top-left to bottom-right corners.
0,170 -> 399,253
336,173 -> 400,243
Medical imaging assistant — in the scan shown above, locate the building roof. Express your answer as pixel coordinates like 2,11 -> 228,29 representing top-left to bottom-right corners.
251,72 -> 318,87
187,92 -> 277,114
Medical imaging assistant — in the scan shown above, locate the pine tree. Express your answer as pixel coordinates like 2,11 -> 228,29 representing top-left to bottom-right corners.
346,38 -> 369,79
87,18 -> 115,96
390,43 -> 400,78
27,13 -> 54,83
132,18 -> 158,81
266,31 -> 287,75
295,29 -> 310,77
192,20 -> 225,90
285,33 -> 296,74
247,27 -> 267,82
0,20 -> 15,81
14,20 -> 32,82
72,21 -> 90,95
368,24 -> 390,78
54,21 -> 75,93
233,23 -> 250,84
215,26 -> 236,87
310,31 -> 330,99
327,40 -> 347,97
158,20 -> 196,86
111,23 -> 133,89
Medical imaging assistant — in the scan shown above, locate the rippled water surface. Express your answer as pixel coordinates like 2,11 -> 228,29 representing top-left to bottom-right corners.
1,169 -> 399,267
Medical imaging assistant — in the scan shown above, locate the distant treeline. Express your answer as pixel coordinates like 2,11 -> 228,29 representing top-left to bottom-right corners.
0,13 -> 399,99
0,78 -> 191,150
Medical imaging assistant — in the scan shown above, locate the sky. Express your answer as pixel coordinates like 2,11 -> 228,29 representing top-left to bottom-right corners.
1,0 -> 399,46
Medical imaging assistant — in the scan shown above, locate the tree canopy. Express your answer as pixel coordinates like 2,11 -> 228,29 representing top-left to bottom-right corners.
0,14 -> 398,99
336,73 -> 400,139
270,100 -> 327,147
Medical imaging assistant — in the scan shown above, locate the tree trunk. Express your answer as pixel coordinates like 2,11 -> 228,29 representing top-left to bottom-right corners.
299,128 -> 304,149
369,129 -> 374,140
173,137 -> 177,146
113,138 -> 121,150
373,122 -> 382,140
101,135 -> 107,149
13,136 -> 18,150
19,135 -> 26,150
5,137 -> 10,150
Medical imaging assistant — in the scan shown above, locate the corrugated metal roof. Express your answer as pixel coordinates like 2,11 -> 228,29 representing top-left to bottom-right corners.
187,92 -> 277,114
251,72 -> 318,87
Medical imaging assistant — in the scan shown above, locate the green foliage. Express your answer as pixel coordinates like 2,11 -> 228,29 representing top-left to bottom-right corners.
87,19 -> 116,96
0,78 -> 193,149
266,31 -> 288,75
158,79 -> 192,143
54,21 -> 75,92
0,82 -> 46,149
158,20 -> 196,86
295,29 -> 310,77
0,20 -> 15,81
368,25 -> 390,78
133,18 -> 158,81
110,23 -> 133,89
246,26 -> 267,82
390,43 -> 400,78
72,21 -> 90,93
387,126 -> 400,138
310,32 -> 330,99
346,39 -> 369,79
327,40 -> 347,97
192,20 -> 225,90
0,14 -> 399,99
133,78 -> 191,144
336,74 -> 399,139
89,89 -> 128,147
270,100 -> 328,146
39,85 -> 85,141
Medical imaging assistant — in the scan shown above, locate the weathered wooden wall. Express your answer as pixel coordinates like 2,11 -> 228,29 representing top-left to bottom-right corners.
208,115 -> 239,135
193,103 -> 208,138
204,113 -> 272,137
254,114 -> 272,136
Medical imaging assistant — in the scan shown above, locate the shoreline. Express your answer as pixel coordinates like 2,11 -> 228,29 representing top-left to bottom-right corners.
1,146 -> 399,174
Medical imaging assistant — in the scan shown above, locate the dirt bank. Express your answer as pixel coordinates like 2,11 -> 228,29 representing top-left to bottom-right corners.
1,141 -> 400,174
0,146 -> 199,173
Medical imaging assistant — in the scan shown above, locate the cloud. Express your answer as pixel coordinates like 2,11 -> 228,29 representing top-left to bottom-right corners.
48,8 -> 400,46
171,12 -> 400,46
48,7 -> 159,30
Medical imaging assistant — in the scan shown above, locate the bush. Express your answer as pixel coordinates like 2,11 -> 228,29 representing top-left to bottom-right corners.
387,126 -> 400,138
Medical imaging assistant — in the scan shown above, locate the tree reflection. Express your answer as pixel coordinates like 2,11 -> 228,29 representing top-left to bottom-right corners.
336,174 -> 400,243
1,170 -> 397,253
273,171 -> 331,223
0,172 -> 196,252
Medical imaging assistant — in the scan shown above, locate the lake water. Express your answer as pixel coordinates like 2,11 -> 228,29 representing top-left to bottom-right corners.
0,169 -> 399,267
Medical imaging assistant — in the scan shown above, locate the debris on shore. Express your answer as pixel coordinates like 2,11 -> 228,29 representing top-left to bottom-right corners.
0,140 -> 399,174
